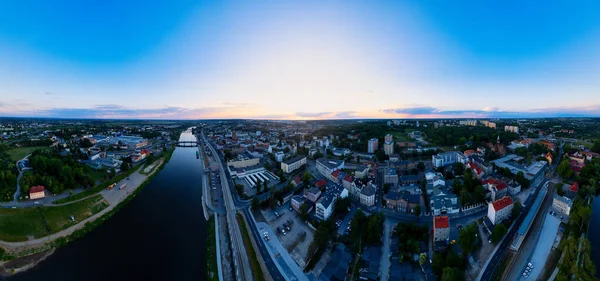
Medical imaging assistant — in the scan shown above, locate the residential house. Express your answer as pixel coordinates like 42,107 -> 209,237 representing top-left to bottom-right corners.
316,194 -> 336,220
433,216 -> 450,242
304,187 -> 322,203
360,183 -> 377,207
552,194 -> 573,216
291,195 -> 305,212
281,155 -> 307,173
507,180 -> 521,196
487,196 -> 514,225
483,177 -> 508,201
354,164 -> 369,179
29,185 -> 45,200
383,167 -> 399,187
400,174 -> 420,187
316,158 -> 344,179
384,190 -> 420,212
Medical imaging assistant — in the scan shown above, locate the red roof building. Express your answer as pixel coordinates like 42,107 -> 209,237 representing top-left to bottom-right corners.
315,179 -> 327,188
570,182 -> 579,193
492,196 -> 513,211
29,185 -> 45,200
434,216 -> 449,229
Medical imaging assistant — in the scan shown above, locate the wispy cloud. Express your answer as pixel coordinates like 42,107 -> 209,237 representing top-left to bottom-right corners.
295,112 -> 333,118
380,104 -> 600,118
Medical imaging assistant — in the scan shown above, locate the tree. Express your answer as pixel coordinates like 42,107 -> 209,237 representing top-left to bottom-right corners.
303,171 -> 312,182
383,183 -> 391,194
490,223 -> 507,243
458,222 -> 478,254
415,205 -> 421,217
299,203 -> 309,221
515,171 -> 530,189
442,267 -> 464,281
453,162 -> 465,176
417,162 -> 425,171
251,197 -> 259,210
592,140 -> 600,153
512,200 -> 522,219
557,159 -> 574,179
120,161 -> 129,172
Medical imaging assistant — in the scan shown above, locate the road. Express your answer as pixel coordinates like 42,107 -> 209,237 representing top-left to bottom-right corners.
380,220 -> 393,281
202,131 -> 254,281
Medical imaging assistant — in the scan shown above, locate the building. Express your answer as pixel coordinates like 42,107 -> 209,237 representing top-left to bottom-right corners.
275,151 -> 284,162
360,183 -> 377,206
383,167 -> 399,187
483,178 -> 508,201
507,180 -> 521,196
430,193 -> 459,215
400,174 -> 420,187
487,196 -> 514,225
316,194 -> 336,220
305,187 -> 322,203
504,125 -> 519,134
384,141 -> 394,156
385,134 -> 393,143
291,195 -> 305,212
316,158 -> 344,178
368,138 -> 378,154
433,216 -> 450,242
281,155 -> 307,173
227,153 -> 260,168
29,185 -> 45,199
432,151 -> 467,168
384,190 -> 420,212
552,194 -> 573,215
354,165 -> 369,179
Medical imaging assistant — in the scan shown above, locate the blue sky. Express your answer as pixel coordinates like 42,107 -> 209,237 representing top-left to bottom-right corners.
1,0 -> 599,119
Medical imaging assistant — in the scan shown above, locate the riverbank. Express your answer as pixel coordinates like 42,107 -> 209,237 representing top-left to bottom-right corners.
0,148 -> 175,277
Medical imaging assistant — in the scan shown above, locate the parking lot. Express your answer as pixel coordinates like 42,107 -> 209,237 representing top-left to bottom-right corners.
263,201 -> 315,269
520,214 -> 561,280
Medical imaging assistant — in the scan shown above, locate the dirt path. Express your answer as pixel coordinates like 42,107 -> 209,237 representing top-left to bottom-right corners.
0,158 -> 164,253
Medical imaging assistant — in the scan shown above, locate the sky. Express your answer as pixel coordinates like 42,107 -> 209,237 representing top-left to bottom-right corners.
1,0 -> 599,119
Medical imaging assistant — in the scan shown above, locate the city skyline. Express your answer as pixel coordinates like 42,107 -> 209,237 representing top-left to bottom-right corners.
1,0 -> 600,119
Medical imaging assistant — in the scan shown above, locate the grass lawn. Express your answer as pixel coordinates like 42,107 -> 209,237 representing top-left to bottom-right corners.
206,216 -> 219,281
389,131 -> 410,142
54,165 -> 140,204
236,213 -> 266,281
0,194 -> 108,242
6,146 -> 47,161
89,170 -> 107,185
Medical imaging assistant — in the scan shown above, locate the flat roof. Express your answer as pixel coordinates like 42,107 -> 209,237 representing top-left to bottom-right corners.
518,186 -> 547,235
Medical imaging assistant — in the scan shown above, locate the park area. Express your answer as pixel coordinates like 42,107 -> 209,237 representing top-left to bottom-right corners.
6,146 -> 47,161
0,195 -> 108,242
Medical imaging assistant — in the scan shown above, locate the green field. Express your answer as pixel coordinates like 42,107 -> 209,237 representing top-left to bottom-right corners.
0,194 -> 108,242
206,216 -> 219,281
389,131 -> 411,142
6,146 -> 47,161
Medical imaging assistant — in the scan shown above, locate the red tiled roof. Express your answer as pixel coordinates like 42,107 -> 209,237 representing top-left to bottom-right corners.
464,149 -> 476,156
434,216 -> 449,229
483,178 -> 507,191
315,180 -> 327,188
293,176 -> 301,184
331,170 -> 340,178
30,185 -> 45,193
570,182 -> 579,192
492,196 -> 513,211
343,175 -> 353,182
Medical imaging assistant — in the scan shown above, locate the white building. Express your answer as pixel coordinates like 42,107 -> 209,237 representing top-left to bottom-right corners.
360,183 -> 376,206
316,194 -> 336,220
281,156 -> 307,173
275,151 -> 284,162
552,194 -> 572,215
368,138 -> 378,154
384,141 -> 394,156
433,216 -> 450,242
316,158 -> 344,178
432,151 -> 467,169
487,196 -> 514,225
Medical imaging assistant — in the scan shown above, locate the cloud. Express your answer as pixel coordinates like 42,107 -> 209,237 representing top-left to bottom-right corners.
380,104 -> 600,118
44,92 -> 54,96
295,112 -> 333,118
332,111 -> 358,118
482,106 -> 499,112
381,106 -> 438,115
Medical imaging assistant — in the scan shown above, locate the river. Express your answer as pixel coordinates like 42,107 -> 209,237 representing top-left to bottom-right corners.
590,196 -> 600,277
7,131 -> 206,281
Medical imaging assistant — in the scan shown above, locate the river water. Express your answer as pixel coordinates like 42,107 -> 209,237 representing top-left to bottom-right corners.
590,196 -> 600,277
8,131 -> 206,281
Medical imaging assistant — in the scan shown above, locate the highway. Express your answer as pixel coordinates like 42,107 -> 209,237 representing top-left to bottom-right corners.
201,131 -> 254,281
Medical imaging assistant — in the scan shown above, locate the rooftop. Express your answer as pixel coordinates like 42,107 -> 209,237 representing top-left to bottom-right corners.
30,185 -> 45,193
434,216 -> 450,229
491,196 -> 513,211
283,155 -> 306,165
